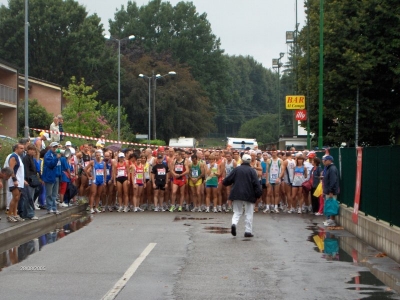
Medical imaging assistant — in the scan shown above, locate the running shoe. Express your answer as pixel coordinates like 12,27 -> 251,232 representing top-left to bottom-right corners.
263,208 -> 270,214
117,206 -> 123,213
298,208 -> 302,214
191,207 -> 198,212
136,207 -> 144,212
60,202 -> 68,208
205,207 -> 210,213
169,205 -> 176,212
161,207 -> 166,212
213,207 -> 218,213
323,219 -> 336,227
124,207 -> 129,213
315,212 -> 323,216
218,206 -> 222,212
274,207 -> 280,214
90,208 -> 95,214
7,215 -> 18,222
178,206 -> 183,212
102,206 -> 106,212
154,207 -> 159,212
108,206 -> 113,212
185,204 -> 190,211
95,208 -> 101,213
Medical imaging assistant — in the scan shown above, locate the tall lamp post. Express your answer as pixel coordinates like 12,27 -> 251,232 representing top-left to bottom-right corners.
139,71 -> 176,141
138,73 -> 152,144
153,71 -> 176,140
272,53 -> 285,139
104,34 -> 135,142
24,0 -> 29,138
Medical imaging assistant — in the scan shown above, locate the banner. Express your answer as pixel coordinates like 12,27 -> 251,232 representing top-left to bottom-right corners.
352,147 -> 363,224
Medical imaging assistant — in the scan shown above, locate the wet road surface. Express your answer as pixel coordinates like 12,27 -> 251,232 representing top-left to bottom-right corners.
0,211 -> 399,300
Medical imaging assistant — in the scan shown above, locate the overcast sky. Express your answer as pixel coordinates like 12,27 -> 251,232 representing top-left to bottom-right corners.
1,0 -> 306,69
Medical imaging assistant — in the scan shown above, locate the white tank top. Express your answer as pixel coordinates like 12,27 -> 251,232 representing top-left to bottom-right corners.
7,153 -> 24,188
225,160 -> 234,176
284,159 -> 296,184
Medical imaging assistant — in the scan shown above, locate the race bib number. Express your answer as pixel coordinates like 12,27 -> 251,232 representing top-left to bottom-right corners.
262,172 -> 267,179
157,168 -> 166,175
175,165 -> 183,172
84,161 -> 90,167
191,169 -> 199,177
295,172 -> 303,177
117,169 -> 125,177
271,174 -> 278,180
96,169 -> 104,176
106,169 -> 110,176
137,173 -> 143,179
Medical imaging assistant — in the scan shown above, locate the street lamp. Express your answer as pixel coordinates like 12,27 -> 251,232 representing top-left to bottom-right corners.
272,53 -> 284,139
139,71 -> 176,141
104,34 -> 135,142
138,73 -> 151,144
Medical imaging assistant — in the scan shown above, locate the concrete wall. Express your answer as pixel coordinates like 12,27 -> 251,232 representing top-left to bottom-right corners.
337,204 -> 400,263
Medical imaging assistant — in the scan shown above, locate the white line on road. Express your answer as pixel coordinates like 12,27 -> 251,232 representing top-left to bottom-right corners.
101,243 -> 157,300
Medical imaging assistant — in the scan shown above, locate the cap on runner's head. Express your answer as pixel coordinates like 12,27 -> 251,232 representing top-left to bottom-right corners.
152,150 -> 157,157
42,133 -> 50,140
118,152 -> 125,158
323,155 -> 334,162
69,147 -> 76,155
158,146 -> 165,151
245,147 -> 251,151
65,141 -> 72,146
50,142 -> 59,148
242,154 -> 251,164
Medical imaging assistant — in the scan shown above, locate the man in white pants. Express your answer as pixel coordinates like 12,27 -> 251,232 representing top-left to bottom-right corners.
223,154 -> 262,238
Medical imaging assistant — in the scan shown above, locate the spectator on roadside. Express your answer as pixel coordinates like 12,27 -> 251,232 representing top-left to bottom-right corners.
223,154 -> 262,238
33,132 -> 49,156
22,144 -> 39,220
0,167 -> 13,190
42,142 -> 61,214
58,115 -> 64,142
322,155 -> 340,227
6,143 -> 26,222
50,117 -> 60,142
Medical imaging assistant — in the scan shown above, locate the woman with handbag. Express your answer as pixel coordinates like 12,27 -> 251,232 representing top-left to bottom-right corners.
310,157 -> 323,215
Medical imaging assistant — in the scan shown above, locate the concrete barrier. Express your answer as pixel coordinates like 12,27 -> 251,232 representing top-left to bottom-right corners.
337,204 -> 400,263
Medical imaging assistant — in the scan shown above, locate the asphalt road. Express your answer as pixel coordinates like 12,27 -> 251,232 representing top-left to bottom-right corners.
0,211 -> 399,300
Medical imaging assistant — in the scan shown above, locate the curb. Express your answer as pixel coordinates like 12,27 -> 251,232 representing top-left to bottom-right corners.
0,204 -> 88,252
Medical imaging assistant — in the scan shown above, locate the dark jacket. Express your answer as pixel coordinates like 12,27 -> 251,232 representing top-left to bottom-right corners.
223,163 -> 262,203
23,154 -> 37,181
323,163 -> 340,195
311,165 -> 323,188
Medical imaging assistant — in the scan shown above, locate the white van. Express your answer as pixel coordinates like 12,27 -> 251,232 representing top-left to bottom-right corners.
227,137 -> 258,150
169,137 -> 197,148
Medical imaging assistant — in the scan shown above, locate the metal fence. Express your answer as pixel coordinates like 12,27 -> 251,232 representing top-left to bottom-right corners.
0,84 -> 17,105
328,146 -> 400,227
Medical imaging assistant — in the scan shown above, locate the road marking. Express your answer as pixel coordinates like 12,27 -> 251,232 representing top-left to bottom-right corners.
101,243 -> 157,300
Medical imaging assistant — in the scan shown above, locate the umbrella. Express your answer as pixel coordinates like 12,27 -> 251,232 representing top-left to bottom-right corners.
105,144 -> 122,153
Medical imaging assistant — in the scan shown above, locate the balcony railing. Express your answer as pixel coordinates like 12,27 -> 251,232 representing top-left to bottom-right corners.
0,84 -> 17,105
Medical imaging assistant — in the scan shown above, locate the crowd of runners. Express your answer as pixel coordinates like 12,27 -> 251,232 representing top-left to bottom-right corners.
3,134 -> 330,221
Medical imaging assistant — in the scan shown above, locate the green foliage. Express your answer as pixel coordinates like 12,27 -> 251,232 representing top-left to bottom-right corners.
0,0 -> 113,87
296,0 -> 400,146
238,114 -> 279,145
62,77 -> 111,137
109,0 -> 230,133
98,102 -> 134,142
18,99 -> 52,137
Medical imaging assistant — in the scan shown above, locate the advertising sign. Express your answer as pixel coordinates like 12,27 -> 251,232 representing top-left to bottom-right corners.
286,95 -> 305,109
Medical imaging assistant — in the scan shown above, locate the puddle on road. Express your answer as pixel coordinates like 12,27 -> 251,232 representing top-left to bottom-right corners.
306,224 -> 400,299
174,216 -> 214,221
0,214 -> 92,271
204,226 -> 230,234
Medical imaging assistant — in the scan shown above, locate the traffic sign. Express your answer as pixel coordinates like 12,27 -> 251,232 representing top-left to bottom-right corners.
295,110 -> 307,121
286,95 -> 305,109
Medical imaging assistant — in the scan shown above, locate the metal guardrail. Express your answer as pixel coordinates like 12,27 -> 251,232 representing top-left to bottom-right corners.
0,84 -> 17,105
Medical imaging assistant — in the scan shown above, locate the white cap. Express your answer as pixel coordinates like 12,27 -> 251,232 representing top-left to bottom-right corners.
69,148 -> 76,155
118,152 -> 125,158
242,154 -> 251,163
50,142 -> 59,147
43,133 -> 50,140
65,141 -> 72,146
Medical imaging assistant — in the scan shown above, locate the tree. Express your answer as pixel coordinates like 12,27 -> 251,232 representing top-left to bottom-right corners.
238,114 -> 279,146
0,0 -> 114,87
62,77 -> 111,138
18,99 -> 52,137
297,0 -> 400,146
